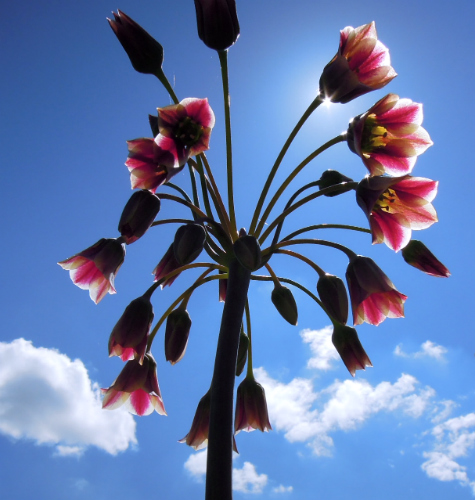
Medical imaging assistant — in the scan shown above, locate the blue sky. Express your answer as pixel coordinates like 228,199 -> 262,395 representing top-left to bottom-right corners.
1,0 -> 475,498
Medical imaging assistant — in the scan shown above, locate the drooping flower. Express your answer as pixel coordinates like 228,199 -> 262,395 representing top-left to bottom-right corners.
179,390 -> 211,450
153,244 -> 181,287
332,324 -> 372,376
234,376 -> 272,434
194,0 -> 240,51
346,255 -> 407,326
401,240 -> 450,277
125,135 -> 183,193
58,238 -> 125,304
165,308 -> 192,364
102,353 -> 166,416
108,293 -> 154,364
157,98 -> 215,161
317,273 -> 349,324
108,10 -> 164,75
347,94 -> 433,176
271,284 -> 298,325
319,22 -> 396,104
357,175 -> 439,252
118,189 -> 161,244
173,223 -> 207,265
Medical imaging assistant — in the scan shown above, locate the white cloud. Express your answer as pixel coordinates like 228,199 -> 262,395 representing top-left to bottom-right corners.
255,367 -> 435,456
300,327 -> 339,371
184,449 -> 208,480
394,341 -> 447,361
0,338 -> 137,456
272,484 -> 293,493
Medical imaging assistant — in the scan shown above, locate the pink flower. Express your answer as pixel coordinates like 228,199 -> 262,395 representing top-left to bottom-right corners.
347,94 -> 433,176
179,390 -> 211,450
319,22 -> 396,104
158,98 -> 215,160
102,353 -> 166,416
125,135 -> 183,193
153,245 -> 181,287
108,293 -> 154,364
402,240 -> 450,277
332,324 -> 372,376
346,255 -> 407,326
357,175 -> 439,252
58,238 -> 125,304
234,376 -> 272,434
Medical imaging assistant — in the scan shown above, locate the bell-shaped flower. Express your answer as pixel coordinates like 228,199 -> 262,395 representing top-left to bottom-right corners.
157,98 -> 215,161
357,175 -> 439,252
58,238 -> 125,304
319,22 -> 396,104
402,240 -> 450,277
108,293 -> 154,364
125,135 -> 183,193
346,255 -> 407,326
332,324 -> 372,376
179,390 -> 211,450
317,273 -> 349,324
234,376 -> 272,434
102,353 -> 166,416
347,94 -> 433,176
118,189 -> 161,244
165,308 -> 192,364
108,10 -> 164,75
153,244 -> 181,287
194,0 -> 240,51
271,284 -> 298,325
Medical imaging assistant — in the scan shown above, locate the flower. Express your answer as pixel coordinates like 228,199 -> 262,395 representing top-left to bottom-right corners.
108,10 -> 164,75
108,293 -> 154,364
179,390 -> 211,450
319,22 -> 396,104
102,353 -> 166,416
347,94 -> 433,176
194,0 -> 240,51
219,271 -> 227,302
58,238 -> 125,304
125,135 -> 183,193
271,284 -> 298,325
153,245 -> 181,287
118,189 -> 161,244
402,240 -> 450,277
317,273 -> 349,324
357,175 -> 439,252
234,376 -> 272,434
346,255 -> 407,326
173,223 -> 207,265
332,324 -> 372,376
165,308 -> 192,364
318,169 -> 354,197
157,98 -> 215,161
236,330 -> 249,377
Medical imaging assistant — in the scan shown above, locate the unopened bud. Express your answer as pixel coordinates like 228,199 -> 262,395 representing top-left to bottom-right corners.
318,170 -> 354,197
402,240 -> 450,277
236,331 -> 249,376
173,224 -> 206,266
165,308 -> 192,364
233,235 -> 262,271
271,285 -> 298,325
332,324 -> 372,377
317,273 -> 349,324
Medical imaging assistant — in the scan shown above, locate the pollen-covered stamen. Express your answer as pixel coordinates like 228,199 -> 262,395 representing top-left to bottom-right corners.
361,114 -> 389,152
375,188 -> 398,213
175,116 -> 204,148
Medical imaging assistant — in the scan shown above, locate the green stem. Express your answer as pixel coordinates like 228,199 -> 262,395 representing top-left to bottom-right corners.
193,156 -> 214,219
275,248 -> 325,276
187,163 -> 200,210
244,300 -> 253,378
157,193 -> 207,219
249,95 -> 323,235
265,238 -> 357,260
282,223 -> 371,241
151,218 -> 195,228
155,69 -> 179,104
166,182 -> 193,204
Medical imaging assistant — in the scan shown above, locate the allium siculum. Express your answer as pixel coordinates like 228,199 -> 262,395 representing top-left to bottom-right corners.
234,376 -> 272,434
153,245 -> 181,287
165,308 -> 192,364
357,175 -> 439,252
332,324 -> 372,376
180,390 -> 211,450
58,238 -> 125,304
346,255 -> 407,326
347,94 -> 433,176
108,294 -> 154,364
102,353 -> 166,416
402,240 -> 450,277
319,22 -> 396,104
271,285 -> 298,326
317,273 -> 349,324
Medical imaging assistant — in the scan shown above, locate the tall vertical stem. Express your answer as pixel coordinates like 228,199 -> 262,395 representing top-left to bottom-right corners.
206,259 -> 251,500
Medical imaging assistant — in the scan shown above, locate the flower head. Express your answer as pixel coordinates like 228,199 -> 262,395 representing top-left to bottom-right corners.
165,308 -> 192,364
317,273 -> 349,324
180,390 -> 211,450
319,22 -> 396,104
332,324 -> 372,376
108,294 -> 154,364
108,10 -> 164,75
158,98 -> 215,160
234,376 -> 272,434
347,94 -> 433,176
346,255 -> 407,326
194,0 -> 240,51
402,240 -> 450,277
58,238 -> 125,304
357,175 -> 439,252
102,353 -> 166,416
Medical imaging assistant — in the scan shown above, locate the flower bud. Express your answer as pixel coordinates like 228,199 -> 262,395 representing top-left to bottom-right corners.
153,245 -> 180,287
236,331 -> 249,377
118,190 -> 161,244
194,0 -> 240,51
317,273 -> 349,324
108,10 -> 164,75
234,376 -> 272,433
173,224 -> 207,266
271,285 -> 298,325
332,324 -> 372,377
179,390 -> 211,450
165,308 -> 192,364
402,240 -> 450,277
318,170 -> 354,197
233,235 -> 262,271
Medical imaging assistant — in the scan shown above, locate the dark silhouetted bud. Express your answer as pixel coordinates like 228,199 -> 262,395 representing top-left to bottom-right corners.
108,10 -> 164,75
118,190 -> 161,244
233,235 -> 262,271
236,331 -> 249,376
318,170 -> 354,197
235,376 -> 272,433
153,245 -> 180,287
165,308 -> 192,364
317,273 -> 349,324
332,324 -> 372,377
173,224 -> 207,266
271,285 -> 298,325
402,240 -> 450,277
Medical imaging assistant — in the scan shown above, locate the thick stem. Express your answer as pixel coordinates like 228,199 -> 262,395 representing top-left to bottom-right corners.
206,259 -> 251,500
